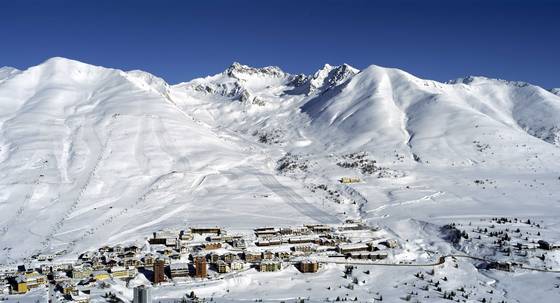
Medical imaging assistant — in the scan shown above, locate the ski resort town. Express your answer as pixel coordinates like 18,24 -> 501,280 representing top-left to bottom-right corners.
1,217 -> 559,302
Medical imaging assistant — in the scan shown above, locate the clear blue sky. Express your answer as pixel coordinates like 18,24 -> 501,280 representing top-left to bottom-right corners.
0,0 -> 558,88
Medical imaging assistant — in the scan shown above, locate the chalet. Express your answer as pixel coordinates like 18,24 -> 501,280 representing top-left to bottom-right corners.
292,244 -> 317,253
280,227 -> 309,235
54,263 -> 73,272
71,266 -> 93,280
203,242 -> 222,250
336,243 -> 370,254
258,259 -> 282,272
50,271 -> 69,283
381,239 -> 399,248
179,230 -> 194,241
208,253 -> 220,264
36,254 -> 54,262
169,263 -> 189,279
256,238 -> 282,246
123,257 -> 141,268
309,225 -> 332,234
262,251 -> 275,260
105,258 -> 120,268
296,260 -> 319,273
223,234 -> 244,241
254,227 -> 277,237
256,240 -> 270,247
222,252 -> 239,263
113,245 -> 125,254
150,230 -> 178,246
276,251 -> 292,261
317,238 -> 337,246
279,227 -> 295,235
254,227 -> 276,233
124,245 -> 141,254
230,260 -> 244,271
179,245 -> 189,254
91,257 -> 105,269
347,252 -> 388,260
190,227 -> 221,235
288,236 -> 317,244
0,266 -> 18,277
162,247 -> 175,256
216,260 -> 230,273
142,254 -> 156,267
230,238 -> 246,249
340,177 -> 360,184
243,251 -> 262,263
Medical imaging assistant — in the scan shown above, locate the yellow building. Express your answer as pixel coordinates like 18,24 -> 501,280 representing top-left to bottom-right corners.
13,276 -> 28,294
16,272 -> 47,291
110,267 -> 136,279
93,270 -> 110,281
340,177 -> 360,184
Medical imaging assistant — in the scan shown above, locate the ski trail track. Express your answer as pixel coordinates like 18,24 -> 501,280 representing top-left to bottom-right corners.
39,118 -> 116,255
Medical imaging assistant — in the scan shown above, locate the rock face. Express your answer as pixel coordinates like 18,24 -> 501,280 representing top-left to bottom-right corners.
307,63 -> 359,94
225,62 -> 286,79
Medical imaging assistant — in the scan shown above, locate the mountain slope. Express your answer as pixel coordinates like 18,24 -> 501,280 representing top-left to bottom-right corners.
0,58 -> 335,263
0,57 -> 559,265
302,66 -> 560,165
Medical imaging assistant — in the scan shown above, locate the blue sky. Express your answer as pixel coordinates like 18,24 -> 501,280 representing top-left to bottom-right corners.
0,0 -> 558,87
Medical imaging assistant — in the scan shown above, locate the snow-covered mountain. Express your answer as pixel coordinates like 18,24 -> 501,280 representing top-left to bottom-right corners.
1,57 -> 559,267
0,66 -> 19,83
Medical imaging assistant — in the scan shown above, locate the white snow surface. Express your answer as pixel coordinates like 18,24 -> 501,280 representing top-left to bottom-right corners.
1,57 -> 560,300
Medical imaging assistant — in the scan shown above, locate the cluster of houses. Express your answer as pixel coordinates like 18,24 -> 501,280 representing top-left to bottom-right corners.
0,220 -> 399,301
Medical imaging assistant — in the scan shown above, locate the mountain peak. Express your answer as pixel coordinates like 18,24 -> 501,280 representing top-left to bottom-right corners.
551,88 -> 560,96
225,62 -> 286,79
307,63 -> 359,93
39,56 -> 96,68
